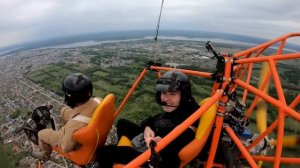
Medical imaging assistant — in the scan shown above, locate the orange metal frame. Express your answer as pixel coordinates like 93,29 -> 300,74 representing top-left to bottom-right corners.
114,33 -> 300,167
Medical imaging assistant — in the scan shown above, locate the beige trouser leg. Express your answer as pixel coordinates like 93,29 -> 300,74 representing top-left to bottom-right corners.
38,129 -> 61,157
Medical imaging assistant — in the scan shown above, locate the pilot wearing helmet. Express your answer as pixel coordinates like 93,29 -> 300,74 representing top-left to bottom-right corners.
34,73 -> 102,160
96,70 -> 200,168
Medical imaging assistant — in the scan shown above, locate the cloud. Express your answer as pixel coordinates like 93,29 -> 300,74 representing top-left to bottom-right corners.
1,0 -> 300,47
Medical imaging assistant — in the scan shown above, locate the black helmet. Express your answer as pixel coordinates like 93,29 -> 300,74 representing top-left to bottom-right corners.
62,73 -> 93,108
155,70 -> 192,106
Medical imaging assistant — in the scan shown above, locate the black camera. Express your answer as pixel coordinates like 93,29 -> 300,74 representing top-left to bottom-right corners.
32,106 -> 54,131
15,105 -> 55,145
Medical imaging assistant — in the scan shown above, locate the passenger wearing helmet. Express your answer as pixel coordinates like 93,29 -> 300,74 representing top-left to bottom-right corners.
35,73 -> 102,160
95,70 -> 199,167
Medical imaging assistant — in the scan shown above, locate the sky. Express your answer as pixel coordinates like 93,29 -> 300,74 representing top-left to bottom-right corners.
1,0 -> 300,48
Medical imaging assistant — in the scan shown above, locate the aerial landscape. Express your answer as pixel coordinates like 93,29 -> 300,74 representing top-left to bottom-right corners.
0,32 -> 299,167
0,0 -> 300,168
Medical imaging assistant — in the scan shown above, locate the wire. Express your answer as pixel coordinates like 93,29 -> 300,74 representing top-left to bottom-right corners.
126,0 -> 165,87
154,0 -> 165,42
152,0 -> 165,62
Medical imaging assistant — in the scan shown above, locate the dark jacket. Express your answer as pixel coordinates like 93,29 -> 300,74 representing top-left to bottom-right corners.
96,99 -> 200,168
140,100 -> 200,167
141,100 -> 199,137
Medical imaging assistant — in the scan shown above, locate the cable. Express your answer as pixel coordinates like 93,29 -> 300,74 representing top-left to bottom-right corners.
154,0 -> 165,42
152,0 -> 165,62
125,0 -> 166,90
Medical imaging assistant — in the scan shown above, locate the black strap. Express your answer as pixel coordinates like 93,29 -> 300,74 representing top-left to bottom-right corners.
148,140 -> 162,168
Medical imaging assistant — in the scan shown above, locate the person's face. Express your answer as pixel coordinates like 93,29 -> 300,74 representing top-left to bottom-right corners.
161,91 -> 181,112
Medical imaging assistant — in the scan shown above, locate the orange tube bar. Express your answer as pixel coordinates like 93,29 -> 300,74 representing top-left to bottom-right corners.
38,161 -> 42,168
210,82 -> 221,96
268,59 -> 286,104
237,45 -> 268,62
244,65 -> 272,118
274,108 -> 285,167
206,56 -> 233,168
150,65 -> 212,78
235,53 -> 300,64
233,63 -> 244,72
247,95 -> 300,151
255,46 -> 268,57
114,68 -> 148,118
245,96 -> 259,119
247,119 -> 277,151
236,62 -> 250,81
251,155 -> 300,164
234,79 -> 300,121
156,71 -> 161,78
237,46 -> 268,103
234,33 -> 300,58
223,56 -> 233,87
277,39 -> 286,55
205,111 -> 224,168
225,127 -> 258,167
124,90 -> 223,168
268,58 -> 285,167
290,94 -> 300,109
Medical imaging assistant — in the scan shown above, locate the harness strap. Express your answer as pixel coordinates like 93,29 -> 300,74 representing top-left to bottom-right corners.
72,98 -> 100,123
189,126 -> 197,132
72,115 -> 91,123
93,97 -> 101,104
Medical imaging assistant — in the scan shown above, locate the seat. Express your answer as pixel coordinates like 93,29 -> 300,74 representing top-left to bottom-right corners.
112,136 -> 133,168
178,98 -> 217,167
53,94 -> 116,165
117,135 -> 132,147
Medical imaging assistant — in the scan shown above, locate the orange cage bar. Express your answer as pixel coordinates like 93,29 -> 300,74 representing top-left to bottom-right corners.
114,33 -> 300,168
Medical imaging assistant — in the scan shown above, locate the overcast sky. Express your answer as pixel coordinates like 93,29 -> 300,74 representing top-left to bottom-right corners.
1,0 -> 300,48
